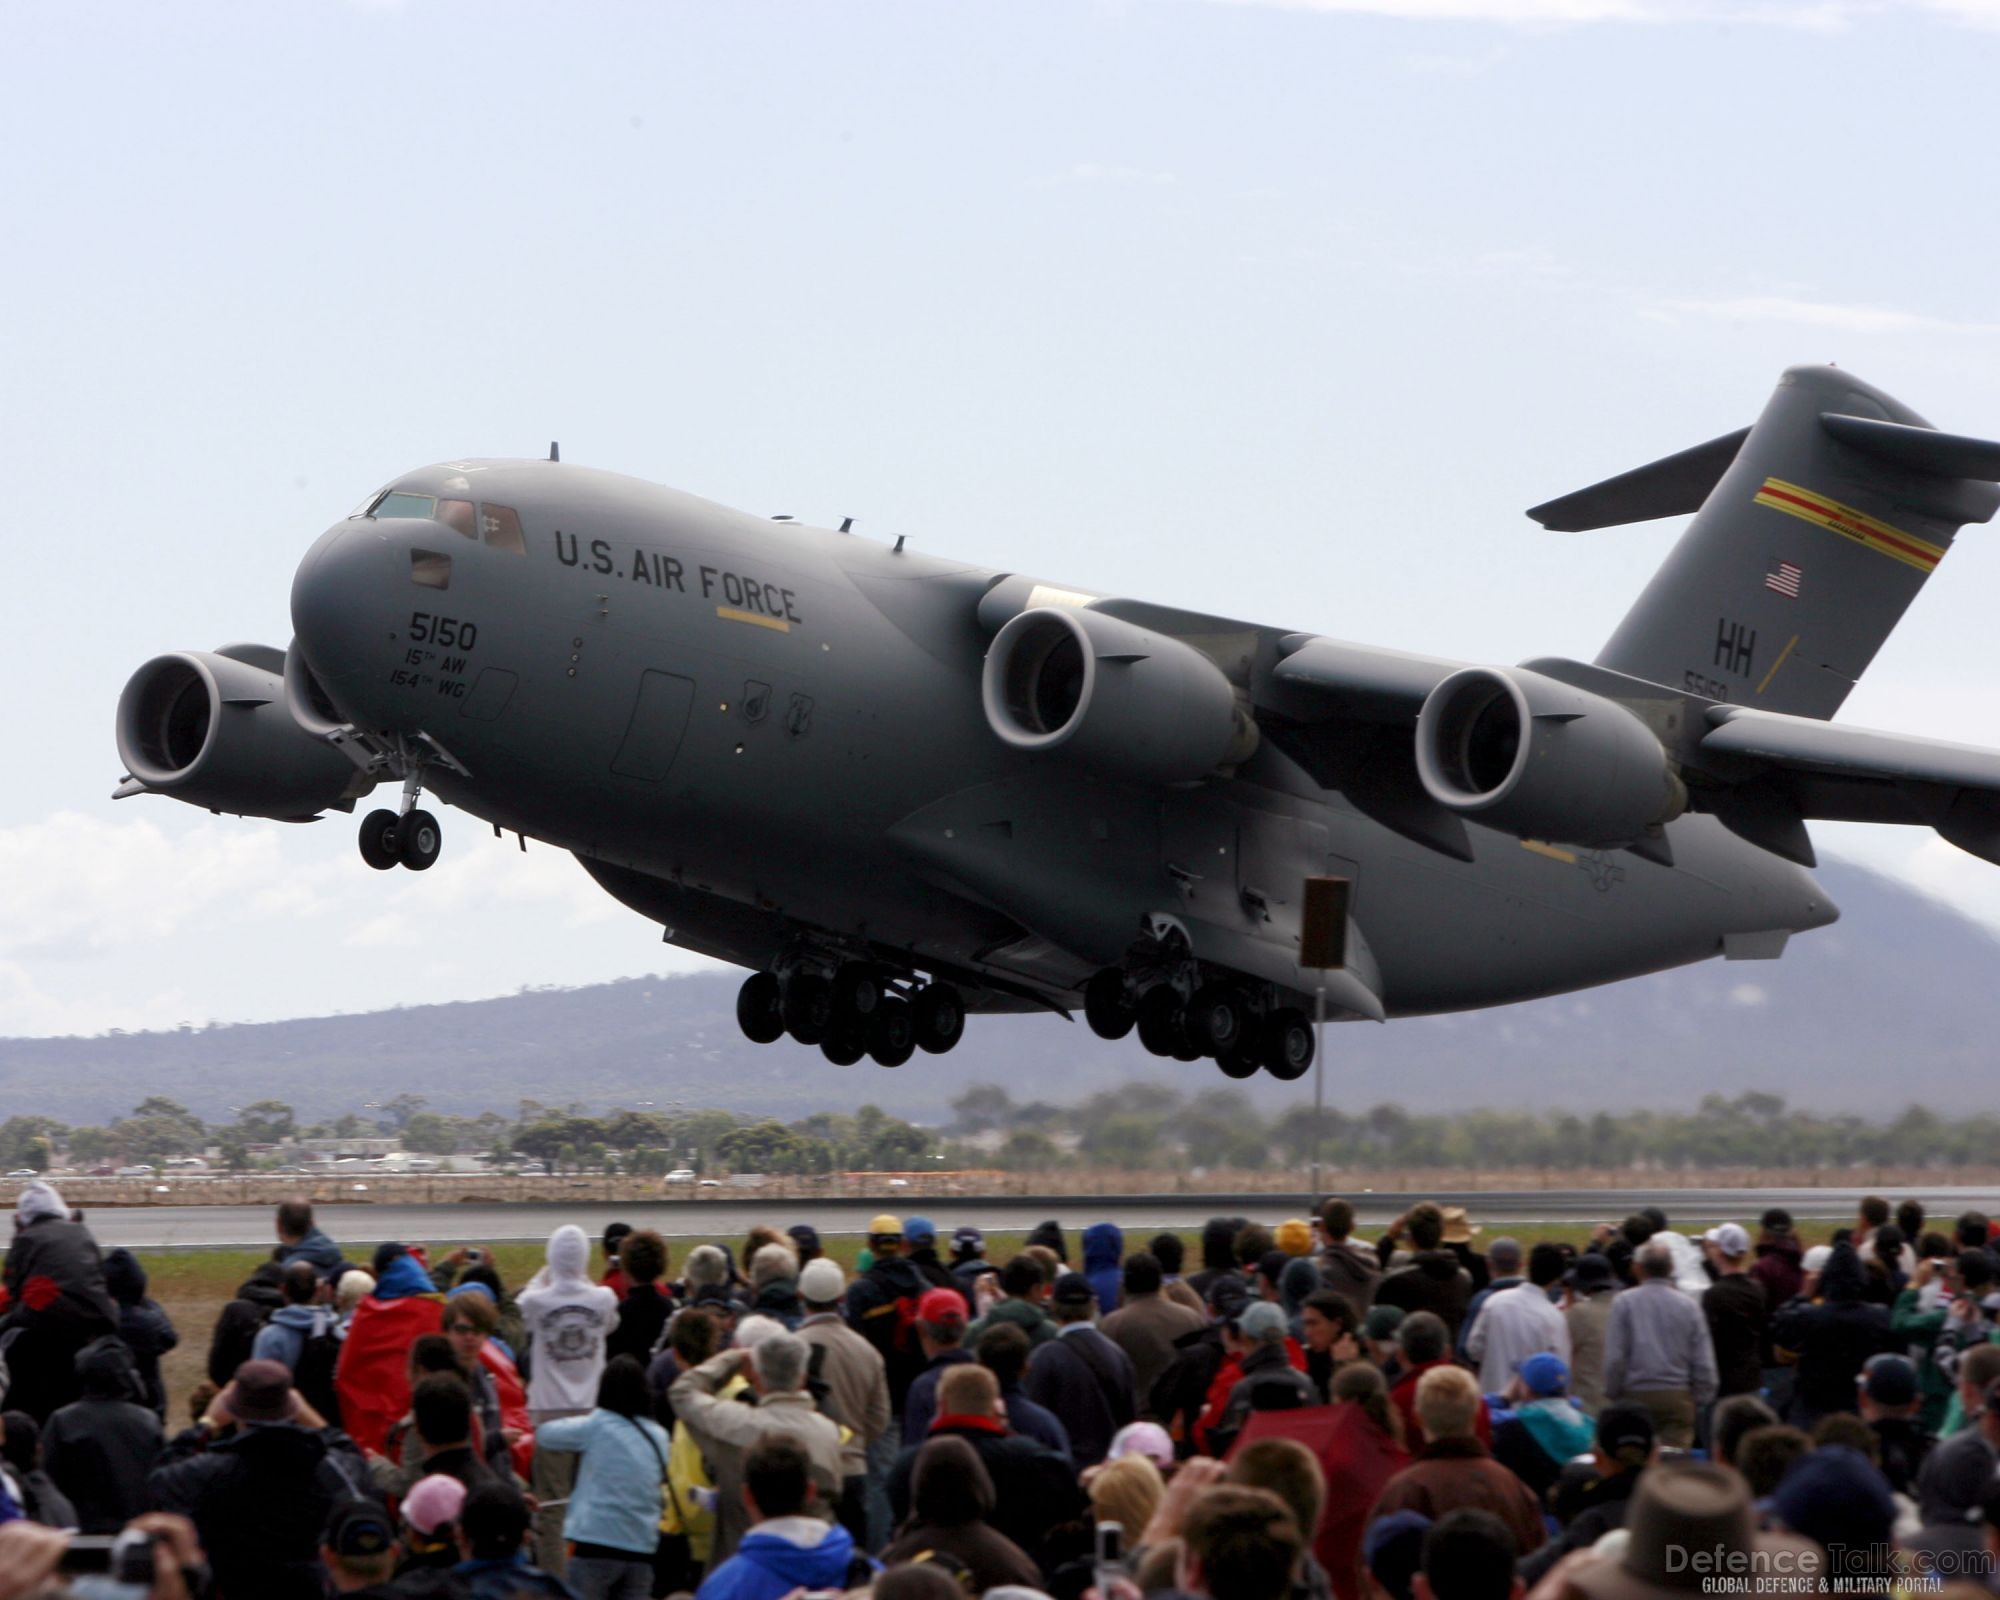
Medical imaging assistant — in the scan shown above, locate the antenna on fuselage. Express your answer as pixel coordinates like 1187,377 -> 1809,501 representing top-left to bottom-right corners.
548,442 -> 560,462
893,534 -> 906,553
839,517 -> 853,533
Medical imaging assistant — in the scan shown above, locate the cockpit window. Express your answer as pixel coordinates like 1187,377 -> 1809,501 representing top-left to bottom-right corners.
436,498 -> 477,539
480,503 -> 527,555
374,491 -> 439,520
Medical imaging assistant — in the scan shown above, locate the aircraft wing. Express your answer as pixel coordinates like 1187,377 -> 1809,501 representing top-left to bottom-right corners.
1266,635 -> 1463,721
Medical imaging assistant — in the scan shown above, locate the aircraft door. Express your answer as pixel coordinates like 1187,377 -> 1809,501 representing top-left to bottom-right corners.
611,670 -> 696,781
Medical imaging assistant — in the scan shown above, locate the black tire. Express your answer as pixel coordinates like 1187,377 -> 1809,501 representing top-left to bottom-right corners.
914,983 -> 966,1054
1135,987 -> 1185,1057
1186,983 -> 1248,1057
397,808 -> 442,871
1084,969 -> 1135,1041
783,974 -> 834,1045
358,809 -> 401,871
1217,1049 -> 1260,1080
1262,1007 -> 1314,1081
821,1031 -> 866,1066
868,997 -> 917,1067
832,962 -> 886,1024
736,973 -> 785,1044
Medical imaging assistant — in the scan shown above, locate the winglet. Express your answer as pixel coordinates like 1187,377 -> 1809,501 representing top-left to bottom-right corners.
1526,427 -> 1750,531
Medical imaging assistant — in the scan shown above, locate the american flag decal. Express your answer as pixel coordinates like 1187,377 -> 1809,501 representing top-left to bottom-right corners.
1764,559 -> 1802,598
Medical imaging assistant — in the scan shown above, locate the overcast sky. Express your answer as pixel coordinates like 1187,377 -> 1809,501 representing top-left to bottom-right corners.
5,0 -> 2000,1038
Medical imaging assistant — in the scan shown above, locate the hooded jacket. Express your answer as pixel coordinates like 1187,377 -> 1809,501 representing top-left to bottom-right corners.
882,1435 -> 1044,1593
253,1301 -> 337,1370
969,1294 -> 1054,1349
1319,1238 -> 1381,1310
1082,1223 -> 1125,1318
1750,1230 -> 1805,1320
696,1515 -> 857,1600
1025,1220 -> 1067,1262
4,1183 -> 116,1335
276,1225 -> 343,1274
516,1224 -> 620,1418
334,1253 -> 446,1456
844,1252 -> 932,1407
207,1262 -> 287,1385
1374,1251 -> 1473,1339
41,1339 -> 163,1530
1771,1242 -> 1895,1425
102,1247 -> 177,1419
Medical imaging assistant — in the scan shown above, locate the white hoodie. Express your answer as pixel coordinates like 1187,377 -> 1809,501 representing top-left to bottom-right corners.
517,1224 -> 619,1419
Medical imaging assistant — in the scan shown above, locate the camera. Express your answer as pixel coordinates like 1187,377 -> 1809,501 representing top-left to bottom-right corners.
63,1528 -> 158,1599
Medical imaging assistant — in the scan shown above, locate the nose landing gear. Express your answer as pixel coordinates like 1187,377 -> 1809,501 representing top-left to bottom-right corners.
354,737 -> 463,872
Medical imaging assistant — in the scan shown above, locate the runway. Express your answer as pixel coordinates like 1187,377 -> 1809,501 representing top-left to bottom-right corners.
81,1186 -> 2000,1251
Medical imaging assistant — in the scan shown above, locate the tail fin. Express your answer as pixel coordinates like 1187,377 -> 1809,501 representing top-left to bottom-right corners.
1533,365 -> 2000,719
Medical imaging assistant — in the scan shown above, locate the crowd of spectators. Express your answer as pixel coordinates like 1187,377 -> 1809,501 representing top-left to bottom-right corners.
4,1180 -> 2000,1599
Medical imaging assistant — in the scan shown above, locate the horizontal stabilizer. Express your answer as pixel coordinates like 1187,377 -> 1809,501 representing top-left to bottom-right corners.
1820,413 -> 2000,484
1526,427 -> 1749,532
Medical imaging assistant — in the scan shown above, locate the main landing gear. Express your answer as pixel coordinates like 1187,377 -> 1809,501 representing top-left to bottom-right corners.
736,964 -> 965,1068
1086,966 -> 1313,1081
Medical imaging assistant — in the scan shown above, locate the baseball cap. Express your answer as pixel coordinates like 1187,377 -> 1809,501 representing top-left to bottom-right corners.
1238,1301 -> 1287,1343
325,1497 -> 396,1559
951,1225 -> 986,1259
402,1473 -> 467,1537
226,1359 -> 300,1425
1766,1445 -> 1895,1548
1363,1304 -> 1406,1341
902,1215 -> 937,1246
1595,1401 -> 1655,1464
1860,1352 -> 1918,1408
1052,1270 -> 1097,1306
1517,1352 -> 1569,1397
1362,1510 -> 1431,1600
799,1258 -> 845,1305
1704,1223 -> 1752,1258
1802,1244 -> 1834,1273
867,1213 -> 903,1240
1107,1421 -> 1175,1469
917,1287 -> 968,1328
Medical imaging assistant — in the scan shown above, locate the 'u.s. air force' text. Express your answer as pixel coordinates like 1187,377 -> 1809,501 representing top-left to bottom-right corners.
553,532 -> 802,626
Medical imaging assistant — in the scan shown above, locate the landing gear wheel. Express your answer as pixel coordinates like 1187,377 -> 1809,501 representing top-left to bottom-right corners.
1186,983 -> 1248,1058
358,809 -> 401,871
821,1030 -> 866,1066
868,997 -> 917,1067
736,973 -> 786,1044
1217,1049 -> 1260,1080
1170,1036 -> 1206,1063
914,984 -> 966,1054
1084,969 -> 1135,1041
832,963 -> 886,1025
1135,988 -> 1186,1058
397,808 -> 442,871
783,974 -> 835,1045
1261,1007 -> 1314,1081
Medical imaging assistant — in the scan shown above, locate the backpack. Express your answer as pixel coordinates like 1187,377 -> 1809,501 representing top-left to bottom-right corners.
293,1317 -> 344,1429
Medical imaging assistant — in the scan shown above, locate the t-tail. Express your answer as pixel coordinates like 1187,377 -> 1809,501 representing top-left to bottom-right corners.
1530,364 -> 2000,719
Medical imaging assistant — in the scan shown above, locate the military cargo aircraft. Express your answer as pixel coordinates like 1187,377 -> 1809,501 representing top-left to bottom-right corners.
113,367 -> 2000,1078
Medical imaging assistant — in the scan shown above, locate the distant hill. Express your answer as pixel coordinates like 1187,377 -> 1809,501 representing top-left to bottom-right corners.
0,858 -> 1990,1124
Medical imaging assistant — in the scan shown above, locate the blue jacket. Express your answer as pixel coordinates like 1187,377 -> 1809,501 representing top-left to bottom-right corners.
1083,1223 -> 1125,1318
534,1408 -> 674,1556
902,1348 -> 978,1447
252,1305 -> 335,1371
698,1517 -> 856,1600
277,1227 -> 343,1274
453,1555 -> 577,1597
997,1381 -> 1073,1462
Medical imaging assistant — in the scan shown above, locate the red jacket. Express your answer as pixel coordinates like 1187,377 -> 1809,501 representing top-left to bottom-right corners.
335,1293 -> 444,1458
1193,1337 -> 1306,1454
478,1340 -> 536,1479
1231,1405 -> 1410,1600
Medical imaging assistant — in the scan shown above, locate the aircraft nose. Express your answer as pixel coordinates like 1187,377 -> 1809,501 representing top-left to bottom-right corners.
291,519 -> 397,686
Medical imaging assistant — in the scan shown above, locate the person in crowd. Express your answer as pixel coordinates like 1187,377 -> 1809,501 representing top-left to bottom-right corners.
1907,1378 -> 2000,1563
845,1214 -> 932,1409
1369,1365 -> 1544,1554
658,1307 -> 733,1583
1464,1243 -> 1568,1394
903,1286 -> 979,1447
1763,1445 -> 1898,1585
1364,1304 -> 1406,1374
207,1259 -> 287,1386
671,1327 -> 846,1565
1374,1206 -> 1473,1339
1733,1422 -> 1812,1497
882,1434 -> 1043,1592
150,1359 -> 372,1600
1454,1238 -> 1526,1363
1176,1482 -> 1303,1600
949,1225 -> 988,1291
886,1362 -> 1085,1570
1561,1253 -> 1617,1415
1700,1223 -> 1767,1400
336,1268 -> 375,1334
452,1479 -> 577,1598
1225,1436 -> 1335,1600
1024,1270 -> 1138,1468
1487,1352 -> 1593,1504
1892,1246 -> 1988,1434
1517,1402 -> 1656,1583
518,1221 -> 620,1572
3,1180 -> 118,1422
1298,1290 -> 1364,1401
254,1258 -> 337,1370
796,1255 -> 891,1542
1317,1200 -> 1380,1310
903,1217 -> 961,1297
970,1253 -> 1055,1349
40,1336 -> 163,1531
606,1228 -> 673,1362
697,1437 -> 858,1600
1854,1350 -> 1933,1494
1150,1231 -> 1209,1316
0,1411 -> 78,1529
396,1471 -> 469,1579
748,1242 -> 803,1328
275,1199 -> 343,1274
974,1322 -> 1072,1461
1362,1509 -> 1430,1600
394,1370 -> 501,1496
1206,1301 -> 1317,1457
1083,1222 -> 1126,1317
1749,1207 -> 1806,1414
1414,1509 -> 1519,1600
101,1246 -> 177,1422
593,1220 -> 631,1299
1387,1314 -> 1488,1449
1188,1218 -> 1247,1303
1771,1237 -> 1895,1427
1089,1447 -> 1165,1547
1102,1251 -> 1208,1406
439,1291 -> 527,1481
1601,1242 -> 1717,1446
533,1354 -> 674,1599
786,1223 -> 824,1267
1708,1393 -> 1778,1472
317,1495 -> 403,1596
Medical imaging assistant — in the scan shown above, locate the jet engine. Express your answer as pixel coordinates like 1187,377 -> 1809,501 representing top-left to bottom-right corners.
982,605 -> 1257,785
115,647 -> 372,820
1414,666 -> 1685,846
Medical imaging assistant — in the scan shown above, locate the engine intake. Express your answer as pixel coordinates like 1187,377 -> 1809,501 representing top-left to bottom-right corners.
116,648 -> 371,820
1415,666 -> 1684,846
982,606 -> 1256,785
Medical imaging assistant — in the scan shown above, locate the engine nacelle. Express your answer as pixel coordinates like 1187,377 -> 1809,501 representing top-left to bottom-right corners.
115,647 -> 371,820
982,605 -> 1257,785
1414,666 -> 1685,846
